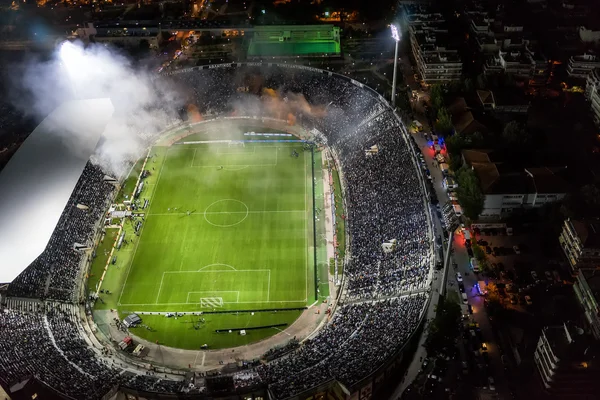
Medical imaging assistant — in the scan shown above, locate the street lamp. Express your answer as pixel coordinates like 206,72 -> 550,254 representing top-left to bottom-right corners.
391,23 -> 401,107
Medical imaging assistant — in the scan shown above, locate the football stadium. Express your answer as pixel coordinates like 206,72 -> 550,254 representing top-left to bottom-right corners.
0,60 -> 434,400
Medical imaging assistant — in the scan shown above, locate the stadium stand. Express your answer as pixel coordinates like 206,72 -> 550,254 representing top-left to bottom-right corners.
0,63 -> 433,400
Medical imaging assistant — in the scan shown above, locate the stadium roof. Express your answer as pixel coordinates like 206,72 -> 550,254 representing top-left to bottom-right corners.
0,99 -> 114,283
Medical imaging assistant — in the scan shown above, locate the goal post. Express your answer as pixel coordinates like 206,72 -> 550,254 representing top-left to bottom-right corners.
200,297 -> 224,308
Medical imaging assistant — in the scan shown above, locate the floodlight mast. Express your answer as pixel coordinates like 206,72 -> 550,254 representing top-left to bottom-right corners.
391,24 -> 401,108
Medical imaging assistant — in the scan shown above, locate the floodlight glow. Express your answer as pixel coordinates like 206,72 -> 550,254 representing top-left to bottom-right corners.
59,41 -> 79,64
391,24 -> 401,42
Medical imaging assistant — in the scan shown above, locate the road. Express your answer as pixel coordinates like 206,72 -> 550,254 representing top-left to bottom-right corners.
391,121 -> 508,399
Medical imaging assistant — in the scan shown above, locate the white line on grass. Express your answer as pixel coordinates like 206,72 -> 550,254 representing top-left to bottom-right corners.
121,300 -> 307,306
304,149 -> 309,302
147,210 -> 305,216
190,148 -> 197,167
164,269 -> 271,274
155,272 -> 166,304
117,150 -> 167,306
267,270 -> 271,302
190,164 -> 277,168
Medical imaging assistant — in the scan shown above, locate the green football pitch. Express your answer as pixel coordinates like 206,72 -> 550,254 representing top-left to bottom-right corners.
119,142 -> 315,310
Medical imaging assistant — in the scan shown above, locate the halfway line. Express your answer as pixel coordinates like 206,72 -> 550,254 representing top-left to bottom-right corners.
148,210 -> 305,216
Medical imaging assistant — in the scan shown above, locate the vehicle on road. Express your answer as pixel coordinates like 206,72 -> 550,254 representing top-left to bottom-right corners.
456,272 -> 463,282
513,245 -> 521,255
470,257 -> 481,273
525,295 -> 533,305
462,292 -> 468,304
531,271 -> 539,281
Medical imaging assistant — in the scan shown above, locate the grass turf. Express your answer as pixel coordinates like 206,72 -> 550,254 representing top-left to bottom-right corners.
104,141 -> 315,349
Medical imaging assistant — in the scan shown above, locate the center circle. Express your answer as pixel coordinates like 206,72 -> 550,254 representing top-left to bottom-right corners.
203,199 -> 249,227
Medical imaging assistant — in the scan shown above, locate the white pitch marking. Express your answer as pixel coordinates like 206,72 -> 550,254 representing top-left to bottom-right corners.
117,151 -> 166,306
155,272 -> 166,304
190,148 -> 197,167
148,210 -> 305,216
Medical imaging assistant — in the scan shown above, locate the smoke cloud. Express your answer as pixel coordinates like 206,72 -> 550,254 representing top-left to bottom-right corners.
6,40 -> 183,177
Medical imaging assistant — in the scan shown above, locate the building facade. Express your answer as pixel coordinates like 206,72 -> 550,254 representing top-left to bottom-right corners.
559,218 -> 600,272
404,5 -> 462,83
534,324 -> 600,397
568,53 -> 600,79
585,68 -> 600,127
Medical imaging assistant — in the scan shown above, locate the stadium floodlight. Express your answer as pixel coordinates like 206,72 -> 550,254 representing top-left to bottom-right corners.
390,24 -> 401,107
391,24 -> 401,42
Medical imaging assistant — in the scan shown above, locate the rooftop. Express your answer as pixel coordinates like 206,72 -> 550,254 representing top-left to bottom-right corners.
462,149 -> 569,195
569,219 -> 600,249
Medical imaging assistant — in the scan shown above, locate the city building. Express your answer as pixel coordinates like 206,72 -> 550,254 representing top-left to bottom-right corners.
534,323 -> 600,397
483,48 -> 536,78
584,68 -> 600,127
477,89 -> 530,114
462,150 -> 568,219
568,53 -> 600,79
404,5 -> 462,83
579,26 -> 600,44
573,271 -> 600,340
559,218 -> 600,272
76,22 -> 160,49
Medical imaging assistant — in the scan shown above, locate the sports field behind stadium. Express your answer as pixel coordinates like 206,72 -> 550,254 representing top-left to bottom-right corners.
91,136 -> 322,349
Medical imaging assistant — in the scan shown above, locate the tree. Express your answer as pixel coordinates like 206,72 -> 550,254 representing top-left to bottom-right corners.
476,73 -> 487,90
456,166 -> 485,220
435,107 -> 453,134
581,184 -> 600,210
430,84 -> 445,115
502,121 -> 530,146
464,77 -> 474,93
449,154 -> 463,171
425,297 -> 462,354
472,243 -> 487,267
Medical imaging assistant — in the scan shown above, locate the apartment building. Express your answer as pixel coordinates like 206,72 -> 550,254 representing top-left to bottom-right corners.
483,49 -> 535,78
534,324 -> 600,397
462,150 -> 568,219
568,53 -> 600,79
559,218 -> 600,272
585,68 -> 600,127
404,5 -> 463,83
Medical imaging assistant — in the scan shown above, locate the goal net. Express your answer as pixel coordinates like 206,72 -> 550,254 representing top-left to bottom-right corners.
200,297 -> 224,308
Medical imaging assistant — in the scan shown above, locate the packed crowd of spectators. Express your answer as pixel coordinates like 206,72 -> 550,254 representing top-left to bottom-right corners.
0,303 -> 185,399
2,64 -> 432,399
8,163 -> 115,301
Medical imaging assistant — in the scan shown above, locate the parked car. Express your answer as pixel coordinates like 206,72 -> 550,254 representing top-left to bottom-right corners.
525,295 -> 533,305
486,246 -> 492,254
513,245 -> 521,255
459,282 -> 465,293
509,294 -> 518,304
545,271 -> 553,281
531,271 -> 539,281
467,304 -> 473,314
477,239 -> 488,246
456,272 -> 463,282
488,376 -> 496,391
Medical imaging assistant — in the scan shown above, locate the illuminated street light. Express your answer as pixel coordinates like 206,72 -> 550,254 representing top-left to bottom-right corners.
391,24 -> 401,107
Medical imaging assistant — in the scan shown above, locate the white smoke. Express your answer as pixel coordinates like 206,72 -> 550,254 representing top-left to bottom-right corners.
7,40 -> 183,177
